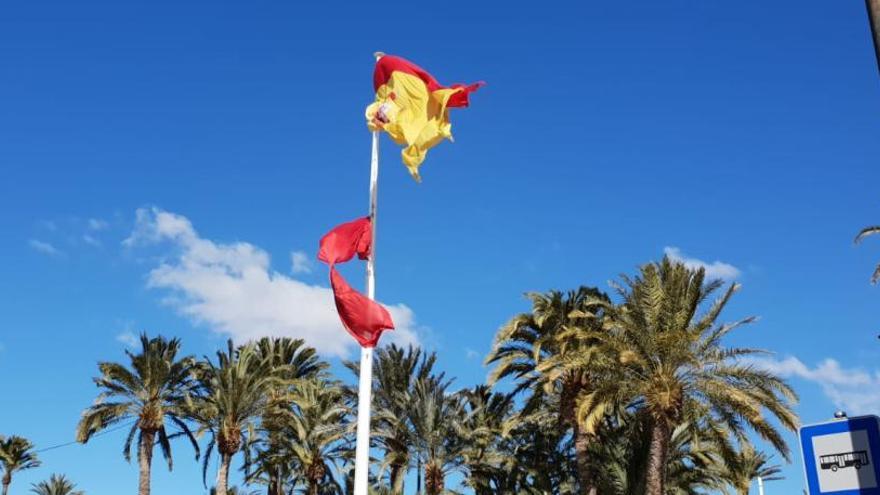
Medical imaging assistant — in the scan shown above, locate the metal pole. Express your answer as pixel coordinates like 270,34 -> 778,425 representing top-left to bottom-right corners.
867,0 -> 880,75
353,130 -> 380,495
758,475 -> 765,495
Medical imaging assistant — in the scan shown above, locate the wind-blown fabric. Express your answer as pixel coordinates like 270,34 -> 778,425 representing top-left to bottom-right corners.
318,217 -> 394,348
365,54 -> 483,182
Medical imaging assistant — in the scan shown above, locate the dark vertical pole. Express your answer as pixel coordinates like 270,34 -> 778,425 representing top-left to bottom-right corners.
867,0 -> 880,75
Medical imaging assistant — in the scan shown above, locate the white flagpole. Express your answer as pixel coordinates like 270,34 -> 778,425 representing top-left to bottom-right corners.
353,128 -> 380,495
757,475 -> 765,495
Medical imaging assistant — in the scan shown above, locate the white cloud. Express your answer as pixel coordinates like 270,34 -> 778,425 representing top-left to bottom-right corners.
116,331 -> 139,348
750,356 -> 880,415
291,250 -> 313,274
88,218 -> 109,231
124,207 -> 420,357
83,234 -> 102,247
28,239 -> 65,258
663,246 -> 740,280
465,347 -> 480,360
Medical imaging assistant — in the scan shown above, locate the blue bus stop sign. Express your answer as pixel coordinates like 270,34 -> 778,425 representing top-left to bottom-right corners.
800,415 -> 880,494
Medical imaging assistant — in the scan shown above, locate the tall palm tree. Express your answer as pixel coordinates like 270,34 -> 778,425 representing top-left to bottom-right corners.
248,337 -> 326,495
0,435 -> 41,495
245,442 -> 303,495
721,443 -> 784,495
30,474 -> 84,495
192,340 -> 276,495
456,386 -> 514,495
662,423 -> 729,495
601,257 -> 799,495
495,406 -> 576,495
76,334 -> 199,495
486,287 -> 611,494
281,378 -> 350,495
254,337 -> 326,383
855,225 -> 880,283
355,345 -> 438,494
409,375 -> 464,495
592,413 -> 728,495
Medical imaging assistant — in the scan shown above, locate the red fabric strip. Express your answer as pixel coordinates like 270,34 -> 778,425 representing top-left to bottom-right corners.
318,217 -> 394,348
318,217 -> 372,265
373,54 -> 484,108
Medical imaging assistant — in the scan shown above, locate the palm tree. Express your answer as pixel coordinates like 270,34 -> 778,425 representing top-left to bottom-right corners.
0,435 -> 41,495
855,225 -> 880,283
592,413 -> 728,495
282,377 -> 350,495
76,334 -> 200,495
245,443 -> 302,495
30,474 -> 84,495
486,287 -> 611,494
357,345 -> 438,494
456,386 -> 514,495
722,443 -> 784,495
409,375 -> 464,495
248,337 -> 326,495
192,340 -> 276,495
496,406 -> 576,495
254,337 -> 326,383
602,257 -> 799,495
662,424 -> 729,495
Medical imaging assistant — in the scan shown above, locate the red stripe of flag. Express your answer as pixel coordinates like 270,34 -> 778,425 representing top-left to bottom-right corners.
373,54 -> 485,108
318,217 -> 394,348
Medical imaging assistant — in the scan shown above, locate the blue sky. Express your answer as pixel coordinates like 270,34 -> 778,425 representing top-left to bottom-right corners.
1,0 -> 879,493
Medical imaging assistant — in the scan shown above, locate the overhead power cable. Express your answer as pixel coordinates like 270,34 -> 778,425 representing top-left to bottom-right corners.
34,420 -> 136,454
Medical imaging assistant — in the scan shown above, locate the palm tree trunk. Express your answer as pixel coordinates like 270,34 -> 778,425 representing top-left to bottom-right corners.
2,478 -> 9,495
573,421 -> 597,495
425,461 -> 443,495
138,430 -> 155,495
308,479 -> 319,495
267,469 -> 280,495
645,420 -> 672,495
416,457 -> 422,495
216,452 -> 232,495
866,0 -> 880,74
390,463 -> 405,494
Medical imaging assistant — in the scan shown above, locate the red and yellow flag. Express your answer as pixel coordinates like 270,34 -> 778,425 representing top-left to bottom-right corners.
366,54 -> 483,181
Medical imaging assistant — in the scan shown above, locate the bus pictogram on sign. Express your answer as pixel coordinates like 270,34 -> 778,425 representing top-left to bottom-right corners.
820,451 -> 871,472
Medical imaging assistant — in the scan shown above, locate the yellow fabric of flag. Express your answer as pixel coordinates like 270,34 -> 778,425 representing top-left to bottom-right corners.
365,55 -> 482,182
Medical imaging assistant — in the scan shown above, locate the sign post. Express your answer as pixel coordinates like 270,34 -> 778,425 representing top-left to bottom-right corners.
800,415 -> 880,494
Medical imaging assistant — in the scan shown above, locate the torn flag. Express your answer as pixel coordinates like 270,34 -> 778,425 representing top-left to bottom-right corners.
365,54 -> 483,182
318,217 -> 394,348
